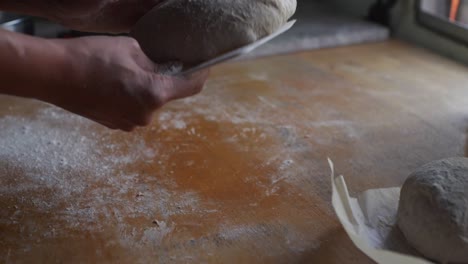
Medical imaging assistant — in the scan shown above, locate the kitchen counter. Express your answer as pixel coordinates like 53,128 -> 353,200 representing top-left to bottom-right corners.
2,40 -> 468,263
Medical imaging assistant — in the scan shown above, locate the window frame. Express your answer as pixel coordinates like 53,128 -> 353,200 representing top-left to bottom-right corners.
416,0 -> 468,45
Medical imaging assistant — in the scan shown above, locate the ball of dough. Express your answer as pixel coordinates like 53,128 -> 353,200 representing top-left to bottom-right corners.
397,157 -> 468,263
131,0 -> 297,65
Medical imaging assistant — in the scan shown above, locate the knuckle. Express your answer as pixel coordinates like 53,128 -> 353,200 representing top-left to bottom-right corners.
128,37 -> 140,48
145,75 -> 167,106
188,82 -> 204,96
194,83 -> 204,93
146,91 -> 164,108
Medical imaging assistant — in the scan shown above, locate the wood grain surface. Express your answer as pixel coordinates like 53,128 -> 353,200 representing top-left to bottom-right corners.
2,40 -> 468,263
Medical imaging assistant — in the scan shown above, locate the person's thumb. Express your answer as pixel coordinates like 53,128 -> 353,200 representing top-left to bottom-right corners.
159,69 -> 210,102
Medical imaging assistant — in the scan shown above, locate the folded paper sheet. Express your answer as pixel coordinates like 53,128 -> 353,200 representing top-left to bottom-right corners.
328,159 -> 434,264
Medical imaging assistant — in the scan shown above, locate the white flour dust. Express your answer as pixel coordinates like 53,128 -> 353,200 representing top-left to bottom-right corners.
0,105 -> 201,245
0,107 -> 153,195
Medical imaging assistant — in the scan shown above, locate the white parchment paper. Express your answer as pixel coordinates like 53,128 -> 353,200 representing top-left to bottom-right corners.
329,159 -> 434,264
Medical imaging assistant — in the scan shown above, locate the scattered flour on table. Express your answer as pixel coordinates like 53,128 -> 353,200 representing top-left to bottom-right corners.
158,111 -> 189,130
0,107 -> 153,194
0,106 -> 200,246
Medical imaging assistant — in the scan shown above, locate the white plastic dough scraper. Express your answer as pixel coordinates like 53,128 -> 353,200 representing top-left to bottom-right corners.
177,20 -> 296,76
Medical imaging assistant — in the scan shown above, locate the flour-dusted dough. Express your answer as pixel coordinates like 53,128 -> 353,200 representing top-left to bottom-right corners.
397,157 -> 468,263
131,0 -> 297,65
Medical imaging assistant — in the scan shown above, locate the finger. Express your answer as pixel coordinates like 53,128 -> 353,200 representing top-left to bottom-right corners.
116,118 -> 139,132
127,37 -> 158,72
129,37 -> 177,75
124,111 -> 153,127
93,119 -> 119,130
182,68 -> 210,82
73,110 -> 120,130
162,69 -> 210,101
135,113 -> 153,127
93,117 -> 136,132
119,125 -> 136,132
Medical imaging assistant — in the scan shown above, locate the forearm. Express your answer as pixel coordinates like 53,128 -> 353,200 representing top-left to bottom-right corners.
0,29 -> 68,101
0,0 -> 53,18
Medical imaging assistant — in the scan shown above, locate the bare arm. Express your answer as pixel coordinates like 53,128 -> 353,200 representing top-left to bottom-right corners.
0,1 -> 58,22
0,28 -> 66,101
0,29 -> 208,131
0,1 -> 209,131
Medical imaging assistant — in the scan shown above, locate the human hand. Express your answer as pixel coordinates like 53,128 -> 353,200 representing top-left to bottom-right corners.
47,36 -> 208,131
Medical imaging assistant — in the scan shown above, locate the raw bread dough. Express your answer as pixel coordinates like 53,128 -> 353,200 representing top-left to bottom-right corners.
131,0 -> 297,65
397,157 -> 468,263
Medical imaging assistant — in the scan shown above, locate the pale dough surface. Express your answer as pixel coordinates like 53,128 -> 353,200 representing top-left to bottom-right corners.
131,0 -> 297,65
397,157 -> 468,263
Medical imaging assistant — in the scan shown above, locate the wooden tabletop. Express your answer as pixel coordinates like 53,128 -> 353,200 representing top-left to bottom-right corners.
2,40 -> 468,264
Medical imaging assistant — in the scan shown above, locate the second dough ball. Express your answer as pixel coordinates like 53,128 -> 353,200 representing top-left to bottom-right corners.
397,157 -> 468,263
131,0 -> 297,65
